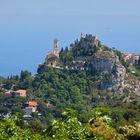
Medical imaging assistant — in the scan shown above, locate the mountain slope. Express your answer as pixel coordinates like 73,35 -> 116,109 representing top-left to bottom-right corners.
38,34 -> 140,96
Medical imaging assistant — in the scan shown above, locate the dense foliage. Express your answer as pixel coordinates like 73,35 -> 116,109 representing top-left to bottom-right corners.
0,109 -> 140,140
1,68 -> 140,127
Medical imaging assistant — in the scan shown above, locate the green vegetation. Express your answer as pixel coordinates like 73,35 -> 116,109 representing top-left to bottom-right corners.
128,65 -> 140,77
0,109 -> 140,140
1,68 -> 140,127
0,35 -> 140,139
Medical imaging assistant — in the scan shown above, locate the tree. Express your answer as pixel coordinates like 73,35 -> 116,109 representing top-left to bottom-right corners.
0,118 -> 45,140
27,119 -> 43,134
86,108 -> 123,140
13,112 -> 24,128
119,122 -> 140,140
20,70 -> 32,81
123,110 -> 136,121
45,109 -> 85,140
19,70 -> 34,89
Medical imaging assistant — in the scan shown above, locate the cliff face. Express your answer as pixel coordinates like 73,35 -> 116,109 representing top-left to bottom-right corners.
86,52 -> 126,92
88,52 -> 116,75
124,74 -> 140,96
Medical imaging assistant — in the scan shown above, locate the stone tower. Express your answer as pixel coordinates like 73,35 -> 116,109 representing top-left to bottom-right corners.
53,38 -> 59,58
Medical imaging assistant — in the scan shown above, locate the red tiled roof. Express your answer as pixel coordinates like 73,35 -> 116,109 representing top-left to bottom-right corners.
5,90 -> 13,95
28,101 -> 38,107
16,90 -> 26,93
15,90 -> 27,97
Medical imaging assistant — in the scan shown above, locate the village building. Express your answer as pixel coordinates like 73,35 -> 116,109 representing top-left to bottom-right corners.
14,90 -> 27,97
4,89 -> 27,97
45,38 -> 59,67
68,60 -> 86,70
4,90 -> 13,96
24,100 -> 39,114
123,53 -> 140,66
23,100 -> 39,123
28,100 -> 38,108
80,33 -> 100,46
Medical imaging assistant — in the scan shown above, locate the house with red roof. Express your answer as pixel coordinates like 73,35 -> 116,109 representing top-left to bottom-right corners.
14,90 -> 27,97
4,90 -> 13,96
4,89 -> 27,97
28,101 -> 38,107
24,100 -> 39,114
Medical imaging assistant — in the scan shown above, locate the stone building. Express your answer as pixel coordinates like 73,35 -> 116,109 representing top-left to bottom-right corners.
45,38 -> 59,67
53,38 -> 59,58
80,33 -> 100,47
123,53 -> 140,66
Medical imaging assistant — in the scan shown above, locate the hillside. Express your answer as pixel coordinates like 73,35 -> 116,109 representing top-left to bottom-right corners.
0,34 -> 140,138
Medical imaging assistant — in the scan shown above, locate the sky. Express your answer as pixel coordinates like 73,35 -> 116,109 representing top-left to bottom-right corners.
0,0 -> 140,77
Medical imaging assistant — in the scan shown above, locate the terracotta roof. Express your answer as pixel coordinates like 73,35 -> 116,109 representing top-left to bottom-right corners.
16,89 -> 26,93
5,90 -> 13,95
28,101 -> 38,107
15,90 -> 27,97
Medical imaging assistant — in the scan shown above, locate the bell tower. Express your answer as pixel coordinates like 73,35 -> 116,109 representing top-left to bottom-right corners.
53,38 -> 59,58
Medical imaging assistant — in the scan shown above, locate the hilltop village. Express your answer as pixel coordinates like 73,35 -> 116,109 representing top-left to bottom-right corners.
39,34 -> 140,72
38,34 -> 101,72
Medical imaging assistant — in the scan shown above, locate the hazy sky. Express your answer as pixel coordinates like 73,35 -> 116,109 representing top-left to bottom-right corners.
0,0 -> 140,76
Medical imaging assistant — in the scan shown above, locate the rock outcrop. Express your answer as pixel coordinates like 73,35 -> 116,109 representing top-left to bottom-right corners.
124,74 -> 140,96
87,51 -> 126,92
